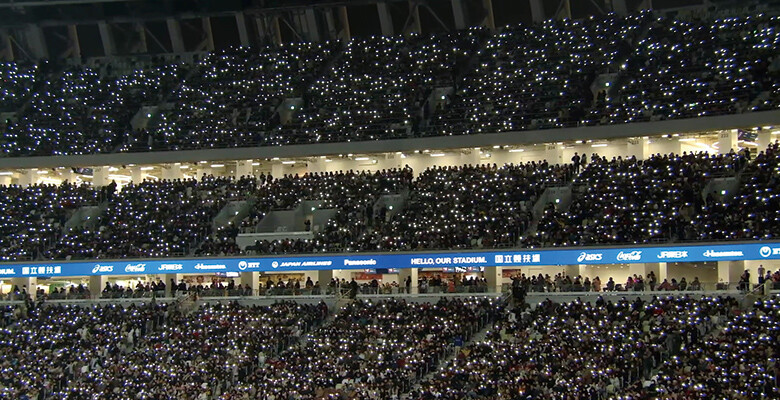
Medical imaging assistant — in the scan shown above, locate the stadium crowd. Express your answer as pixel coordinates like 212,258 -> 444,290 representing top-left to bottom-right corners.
0,13 -> 777,156
410,295 -> 745,400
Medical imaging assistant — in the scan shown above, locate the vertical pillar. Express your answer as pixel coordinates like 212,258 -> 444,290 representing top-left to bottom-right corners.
719,129 -> 738,155
24,25 -> 48,60
718,260 -> 744,288
304,9 -> 321,42
92,166 -> 110,187
0,175 -> 11,185
460,149 -> 481,166
235,13 -> 250,47
65,25 -> 81,59
451,0 -> 467,29
133,23 -> 148,53
196,164 -> 212,179
241,271 -> 259,295
89,275 -> 106,298
271,16 -> 283,46
161,164 -> 183,181
236,160 -> 254,179
529,0 -> 546,23
318,269 -> 334,294
271,163 -> 285,179
337,6 -> 351,42
482,0 -> 495,31
0,30 -> 13,61
377,3 -> 395,36
398,268 -> 418,294
201,17 -> 215,52
407,2 -> 421,35
756,130 -> 771,152
166,19 -> 186,53
165,273 -> 182,297
19,170 -> 36,187
12,277 -> 37,299
627,138 -> 650,160
612,0 -> 629,16
485,266 -> 502,293
545,143 -> 564,166
98,22 -> 115,56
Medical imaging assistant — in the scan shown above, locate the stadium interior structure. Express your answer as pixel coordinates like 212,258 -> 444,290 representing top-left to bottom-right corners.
0,0 -> 779,398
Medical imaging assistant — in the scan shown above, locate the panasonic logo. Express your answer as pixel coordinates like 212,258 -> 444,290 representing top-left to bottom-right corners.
657,251 -> 688,259
703,250 -> 744,258
344,259 -> 377,266
577,252 -> 603,263
124,263 -> 146,273
616,251 -> 642,262
92,264 -> 114,273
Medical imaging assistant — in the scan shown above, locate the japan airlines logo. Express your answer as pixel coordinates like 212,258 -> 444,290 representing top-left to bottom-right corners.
271,261 -> 279,269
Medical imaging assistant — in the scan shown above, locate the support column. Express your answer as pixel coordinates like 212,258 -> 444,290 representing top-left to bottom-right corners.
407,2 -> 421,35
612,0 -> 629,16
377,2 -> 395,36
0,174 -> 11,185
196,164 -> 213,179
545,143 -> 564,166
19,170 -> 36,187
460,149 -> 481,166
24,25 -> 48,60
241,271 -> 259,295
236,160 -> 254,179
756,130 -> 771,152
719,129 -> 738,155
161,164 -> 183,181
529,0 -> 546,23
132,23 -> 148,53
166,19 -> 186,53
271,16 -> 283,46
337,6 -> 351,42
718,260 -> 744,288
482,0 -> 495,31
98,22 -> 115,56
64,24 -> 81,59
92,166 -> 110,187
451,0 -> 467,29
271,163 -> 285,179
129,166 -> 144,184
201,18 -> 215,52
235,13 -> 250,47
627,138 -> 649,160
165,273 -> 182,297
318,269 -> 334,294
89,275 -> 106,298
399,268 -> 418,294
0,30 -> 13,61
304,9 -> 321,42
485,266 -> 502,293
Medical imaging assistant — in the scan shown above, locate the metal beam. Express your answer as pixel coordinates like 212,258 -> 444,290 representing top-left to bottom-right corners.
166,18 -> 185,53
377,2 -> 394,36
529,0 -> 545,23
0,30 -> 13,61
422,4 -> 450,32
235,12 -> 250,46
337,6 -> 350,42
403,1 -> 421,35
482,0 -> 495,31
63,24 -> 81,59
200,17 -> 214,52
98,22 -> 115,56
450,0 -> 467,30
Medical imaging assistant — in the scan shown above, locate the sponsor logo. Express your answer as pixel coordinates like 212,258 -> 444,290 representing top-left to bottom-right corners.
759,246 -> 780,258
577,252 -> 603,263
344,259 -> 377,266
124,263 -> 146,273
273,260 -> 332,268
703,250 -> 744,258
0,268 -> 14,275
657,251 -> 688,260
616,251 -> 642,262
238,261 -> 260,270
159,264 -> 183,271
271,261 -> 279,268
194,263 -> 226,270
92,264 -> 114,274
